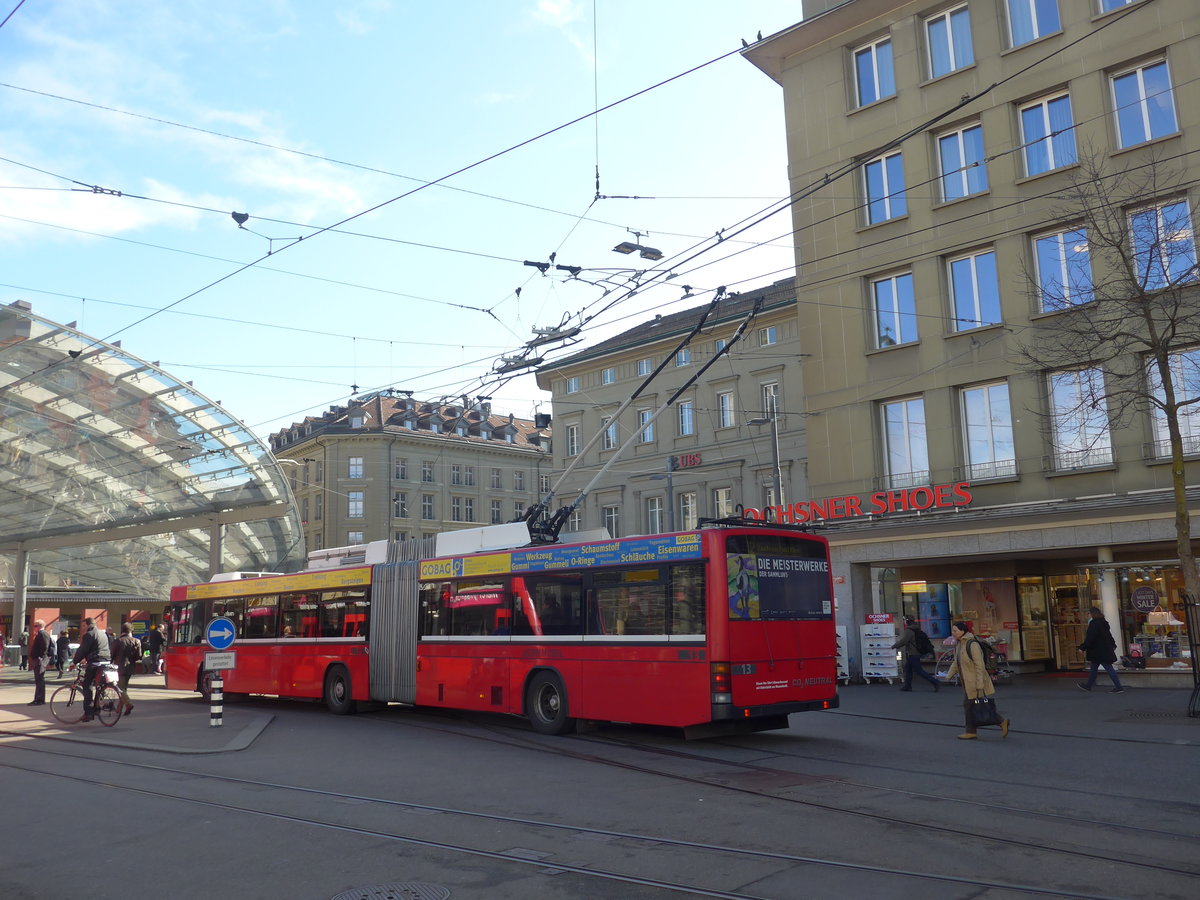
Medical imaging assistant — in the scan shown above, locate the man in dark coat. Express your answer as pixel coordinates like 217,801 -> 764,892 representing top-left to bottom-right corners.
1078,606 -> 1124,693
27,620 -> 52,706
892,616 -> 940,692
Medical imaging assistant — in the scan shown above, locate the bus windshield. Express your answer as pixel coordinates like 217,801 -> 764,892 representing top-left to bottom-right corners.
725,533 -> 832,621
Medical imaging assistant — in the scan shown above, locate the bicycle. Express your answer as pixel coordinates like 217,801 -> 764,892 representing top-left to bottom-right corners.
50,663 -> 124,727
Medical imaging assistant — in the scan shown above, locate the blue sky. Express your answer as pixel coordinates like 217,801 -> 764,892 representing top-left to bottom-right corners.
1,1 -> 804,439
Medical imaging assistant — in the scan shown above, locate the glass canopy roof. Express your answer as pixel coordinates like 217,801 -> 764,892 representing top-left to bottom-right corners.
0,300 -> 304,599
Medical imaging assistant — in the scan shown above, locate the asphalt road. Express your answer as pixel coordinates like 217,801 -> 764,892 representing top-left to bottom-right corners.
2,669 -> 1198,899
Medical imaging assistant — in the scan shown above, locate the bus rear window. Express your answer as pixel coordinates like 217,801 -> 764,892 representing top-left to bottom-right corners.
725,535 -> 832,621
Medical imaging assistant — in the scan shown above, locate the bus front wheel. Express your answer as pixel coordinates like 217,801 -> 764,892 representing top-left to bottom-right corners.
324,665 -> 356,715
526,671 -> 575,735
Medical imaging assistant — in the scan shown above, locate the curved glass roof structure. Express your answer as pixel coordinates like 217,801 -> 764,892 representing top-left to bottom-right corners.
0,300 -> 304,598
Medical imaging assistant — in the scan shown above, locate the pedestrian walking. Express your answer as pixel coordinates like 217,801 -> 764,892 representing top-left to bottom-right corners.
19,630 -> 29,670
944,621 -> 1009,740
56,630 -> 69,676
113,624 -> 140,714
27,620 -> 52,706
1077,607 -> 1125,694
147,624 -> 166,674
892,616 -> 940,692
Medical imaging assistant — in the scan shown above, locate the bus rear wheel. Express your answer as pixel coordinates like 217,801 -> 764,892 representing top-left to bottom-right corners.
324,665 -> 356,715
526,671 -> 575,735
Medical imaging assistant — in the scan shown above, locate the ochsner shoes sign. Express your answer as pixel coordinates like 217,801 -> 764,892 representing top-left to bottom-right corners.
745,482 -> 973,525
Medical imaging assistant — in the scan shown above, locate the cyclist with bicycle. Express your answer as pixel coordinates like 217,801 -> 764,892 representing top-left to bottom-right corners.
70,617 -> 111,722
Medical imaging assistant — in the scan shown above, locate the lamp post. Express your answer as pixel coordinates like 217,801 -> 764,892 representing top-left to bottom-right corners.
647,456 -> 676,532
748,398 -> 784,511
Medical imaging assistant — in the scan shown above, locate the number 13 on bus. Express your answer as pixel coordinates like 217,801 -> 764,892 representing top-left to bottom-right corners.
164,521 -> 839,737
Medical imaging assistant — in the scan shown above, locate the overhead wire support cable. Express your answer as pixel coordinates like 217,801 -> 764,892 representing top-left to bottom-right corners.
540,294 -> 760,542
528,291 -> 725,525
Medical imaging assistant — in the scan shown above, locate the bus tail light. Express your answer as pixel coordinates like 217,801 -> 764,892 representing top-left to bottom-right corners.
711,662 -> 732,704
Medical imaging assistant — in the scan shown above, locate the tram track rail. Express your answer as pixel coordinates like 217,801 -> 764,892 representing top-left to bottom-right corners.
0,742 -> 1170,900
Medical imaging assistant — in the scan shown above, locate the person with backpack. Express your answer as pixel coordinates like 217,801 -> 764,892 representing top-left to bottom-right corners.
945,621 -> 1009,740
1077,607 -> 1124,694
892,616 -> 940,692
113,624 -> 141,715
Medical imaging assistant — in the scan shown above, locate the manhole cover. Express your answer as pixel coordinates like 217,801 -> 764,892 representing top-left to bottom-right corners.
331,883 -> 450,900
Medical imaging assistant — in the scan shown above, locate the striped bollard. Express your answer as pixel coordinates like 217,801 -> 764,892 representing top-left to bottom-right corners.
210,675 -> 223,727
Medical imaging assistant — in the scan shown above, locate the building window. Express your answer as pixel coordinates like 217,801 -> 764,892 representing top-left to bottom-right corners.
1112,60 -> 1177,149
638,408 -> 654,443
863,151 -> 906,223
717,391 -> 735,428
638,358 -> 653,376
603,505 -> 620,538
514,470 -> 525,491
566,424 -> 580,456
601,418 -> 618,450
464,465 -> 475,486
568,509 -> 582,532
1006,0 -> 1059,47
348,531 -> 364,545
676,348 -> 692,367
1130,200 -> 1197,291
393,492 -> 407,518
646,496 -> 665,534
464,498 -> 475,523
315,461 -> 323,483
421,494 -> 434,520
1049,368 -> 1112,469
349,412 -> 364,429
937,124 -> 987,201
1020,93 -> 1076,176
759,325 -> 779,346
312,533 -> 323,551
1099,0 -> 1141,10
949,249 -> 1001,331
961,382 -> 1016,479
712,487 -> 733,519
421,461 -> 434,483
1149,349 -> 1200,457
853,36 -> 894,107
514,501 -> 525,519
1034,227 -> 1093,310
714,338 -> 726,353
348,491 -> 364,518
315,494 -> 323,521
491,467 -> 502,489
451,497 -> 464,522
394,531 -> 407,542
761,383 -> 780,417
565,376 -> 580,394
871,272 -> 917,347
925,4 -> 973,79
394,458 -> 407,480
450,464 -> 462,485
679,492 -> 698,531
491,499 -> 504,524
301,498 -> 308,523
602,366 -> 616,385
348,457 -> 363,479
678,401 -> 695,436
882,397 -> 929,488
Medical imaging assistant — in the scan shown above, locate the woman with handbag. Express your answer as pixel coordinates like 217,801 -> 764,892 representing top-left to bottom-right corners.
945,621 -> 1009,740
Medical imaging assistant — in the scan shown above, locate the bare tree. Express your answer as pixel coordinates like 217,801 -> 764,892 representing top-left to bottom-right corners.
1017,148 -> 1200,597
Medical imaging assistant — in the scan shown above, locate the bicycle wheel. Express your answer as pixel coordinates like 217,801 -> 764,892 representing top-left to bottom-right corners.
50,684 -> 85,724
94,685 -> 124,727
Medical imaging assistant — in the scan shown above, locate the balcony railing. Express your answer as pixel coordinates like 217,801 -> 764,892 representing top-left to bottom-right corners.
961,459 -> 1018,481
1046,446 -> 1113,472
1143,434 -> 1200,460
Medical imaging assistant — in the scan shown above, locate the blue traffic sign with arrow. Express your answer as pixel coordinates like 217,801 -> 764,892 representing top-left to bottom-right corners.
205,616 -> 237,651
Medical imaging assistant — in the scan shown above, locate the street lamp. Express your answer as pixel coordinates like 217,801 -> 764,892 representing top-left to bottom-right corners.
748,399 -> 784,510
612,231 -> 664,261
646,456 -> 676,531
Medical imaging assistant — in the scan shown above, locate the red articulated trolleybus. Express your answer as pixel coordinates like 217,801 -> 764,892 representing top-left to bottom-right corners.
164,519 -> 839,736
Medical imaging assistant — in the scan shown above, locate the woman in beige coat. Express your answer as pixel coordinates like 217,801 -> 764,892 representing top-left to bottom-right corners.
944,621 -> 1009,740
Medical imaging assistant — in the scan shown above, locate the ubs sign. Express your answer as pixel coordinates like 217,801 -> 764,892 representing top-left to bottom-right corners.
745,481 -> 973,525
